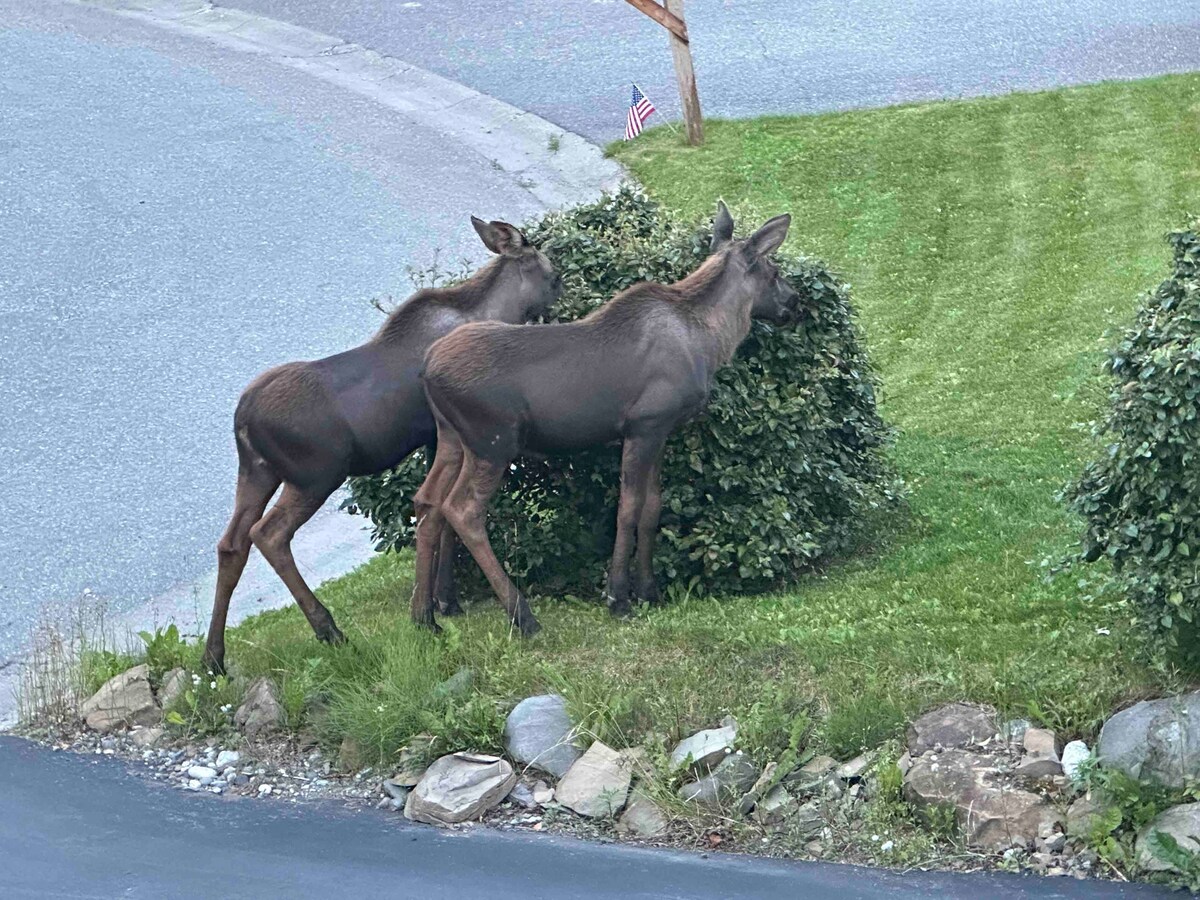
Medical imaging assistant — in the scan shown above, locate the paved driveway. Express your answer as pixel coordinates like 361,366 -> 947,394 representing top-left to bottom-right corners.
0,0 -> 589,672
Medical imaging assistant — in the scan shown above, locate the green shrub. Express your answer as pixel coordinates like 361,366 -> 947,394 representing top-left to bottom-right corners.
1066,221 -> 1200,660
347,187 -> 900,598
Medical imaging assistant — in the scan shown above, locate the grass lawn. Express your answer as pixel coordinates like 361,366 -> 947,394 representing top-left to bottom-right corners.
140,74 -> 1200,766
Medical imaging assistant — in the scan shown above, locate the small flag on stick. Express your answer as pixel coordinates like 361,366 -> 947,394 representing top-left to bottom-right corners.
624,84 -> 656,140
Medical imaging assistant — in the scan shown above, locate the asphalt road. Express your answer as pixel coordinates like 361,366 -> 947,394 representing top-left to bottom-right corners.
0,736 -> 1175,900
0,0 -> 569,670
225,0 -> 1200,144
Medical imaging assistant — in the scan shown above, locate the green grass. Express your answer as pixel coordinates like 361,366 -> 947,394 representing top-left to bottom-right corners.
188,75 -> 1200,764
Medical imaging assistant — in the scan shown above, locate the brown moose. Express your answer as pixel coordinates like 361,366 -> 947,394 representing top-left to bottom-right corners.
410,201 -> 796,635
202,218 -> 561,673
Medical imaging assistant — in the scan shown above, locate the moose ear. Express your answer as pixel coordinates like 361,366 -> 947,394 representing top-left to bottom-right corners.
711,199 -> 735,251
745,214 -> 791,260
472,217 -> 528,256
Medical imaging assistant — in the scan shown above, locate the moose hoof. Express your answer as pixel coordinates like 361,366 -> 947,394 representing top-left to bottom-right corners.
606,597 -> 634,620
413,616 -> 442,635
517,616 -> 541,638
634,583 -> 661,606
318,624 -> 347,646
436,598 -> 465,617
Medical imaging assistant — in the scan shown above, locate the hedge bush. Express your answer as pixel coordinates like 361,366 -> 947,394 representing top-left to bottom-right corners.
346,187 -> 900,599
1066,220 -> 1200,659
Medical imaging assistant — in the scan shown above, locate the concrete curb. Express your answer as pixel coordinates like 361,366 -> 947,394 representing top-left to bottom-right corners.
77,0 -> 626,208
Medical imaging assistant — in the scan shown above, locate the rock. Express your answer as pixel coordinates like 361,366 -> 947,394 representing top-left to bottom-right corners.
1098,692 -> 1200,788
503,695 -> 583,778
1023,728 -> 1059,759
907,703 -> 997,756
753,785 -> 798,826
508,782 -> 537,810
130,726 -> 166,749
738,762 -> 779,815
1039,831 -> 1067,854
235,678 -> 284,738
1060,740 -> 1089,783
404,753 -> 516,826
903,749 -> 1062,850
678,753 -> 759,807
616,790 -> 669,838
793,800 -> 825,838
532,781 -> 554,805
1136,802 -> 1200,872
836,754 -> 871,781
896,753 -> 912,776
157,668 -> 188,710
382,779 -> 411,802
187,764 -> 217,781
555,741 -> 631,818
1066,794 -> 1110,838
215,750 -> 241,770
669,720 -> 737,774
1014,756 -> 1063,781
783,754 -> 838,791
80,665 -> 160,733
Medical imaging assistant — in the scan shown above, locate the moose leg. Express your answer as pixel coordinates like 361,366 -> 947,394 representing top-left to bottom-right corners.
633,452 -> 665,605
606,436 -> 665,617
203,467 -> 280,675
433,526 -> 462,616
424,440 -> 461,617
250,483 -> 346,645
412,431 -> 464,630
442,451 -> 540,636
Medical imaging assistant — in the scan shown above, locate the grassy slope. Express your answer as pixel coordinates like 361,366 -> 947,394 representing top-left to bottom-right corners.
219,74 -> 1200,761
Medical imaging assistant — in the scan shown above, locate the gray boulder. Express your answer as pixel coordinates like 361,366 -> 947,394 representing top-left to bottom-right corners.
503,695 -> 583,778
738,761 -> 779,815
129,726 -> 166,749
753,784 -> 798,826
678,752 -> 759,807
80,665 -> 159,733
670,719 -> 737,774
1066,793 -> 1112,839
556,741 -> 631,818
235,677 -> 284,738
1136,802 -> 1200,872
1014,729 -> 1063,781
907,703 -> 996,756
157,668 -> 188,710
404,753 -> 516,825
1098,693 -> 1200,788
903,749 -> 1061,849
616,790 -> 669,838
1060,740 -> 1090,783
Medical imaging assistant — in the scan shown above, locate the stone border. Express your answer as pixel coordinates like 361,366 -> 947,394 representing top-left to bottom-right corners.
75,0 -> 626,208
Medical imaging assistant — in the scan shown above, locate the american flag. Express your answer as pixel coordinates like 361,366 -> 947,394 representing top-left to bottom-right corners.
624,84 -> 656,140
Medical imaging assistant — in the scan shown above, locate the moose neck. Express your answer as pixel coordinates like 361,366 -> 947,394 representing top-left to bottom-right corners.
471,258 -> 532,324
679,254 -> 755,372
375,258 -> 523,343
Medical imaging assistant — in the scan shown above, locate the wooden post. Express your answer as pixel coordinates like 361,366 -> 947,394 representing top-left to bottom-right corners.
621,0 -> 704,146
663,0 -> 703,146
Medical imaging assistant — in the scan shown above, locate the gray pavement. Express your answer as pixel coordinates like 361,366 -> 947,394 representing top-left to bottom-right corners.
0,0 -> 614,683
0,735 -> 1175,899
222,0 -> 1200,144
